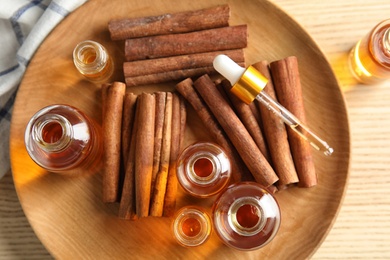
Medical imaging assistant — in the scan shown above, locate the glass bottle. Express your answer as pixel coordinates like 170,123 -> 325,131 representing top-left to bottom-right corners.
176,142 -> 231,198
172,206 -> 212,247
349,19 -> 390,84
73,40 -> 114,83
212,182 -> 281,251
25,104 -> 103,176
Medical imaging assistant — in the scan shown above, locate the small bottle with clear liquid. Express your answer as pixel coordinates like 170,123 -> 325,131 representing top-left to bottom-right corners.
212,182 -> 281,251
349,19 -> 390,84
25,104 -> 103,176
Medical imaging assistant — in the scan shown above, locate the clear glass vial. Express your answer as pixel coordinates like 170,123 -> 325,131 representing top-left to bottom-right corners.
212,182 -> 281,251
172,206 -> 212,247
349,19 -> 390,84
176,142 -> 231,198
73,40 -> 114,83
25,104 -> 103,176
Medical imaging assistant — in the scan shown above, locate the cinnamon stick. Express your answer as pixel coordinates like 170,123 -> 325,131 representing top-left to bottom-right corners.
124,50 -> 245,78
121,93 -> 138,166
163,93 -> 181,217
270,57 -> 317,187
151,92 -> 167,192
102,82 -> 126,203
193,75 -> 278,187
150,93 -> 173,216
118,98 -> 140,220
135,93 -> 156,218
175,78 -> 249,182
179,95 -> 187,151
109,5 -> 230,40
252,61 -> 299,187
221,79 -> 271,163
124,50 -> 245,86
125,25 -> 247,61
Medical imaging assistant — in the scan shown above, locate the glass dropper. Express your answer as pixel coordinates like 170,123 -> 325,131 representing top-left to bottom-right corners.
213,55 -> 333,156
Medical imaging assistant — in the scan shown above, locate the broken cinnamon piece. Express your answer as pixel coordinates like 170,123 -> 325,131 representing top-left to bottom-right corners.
252,61 -> 299,187
270,57 -> 317,187
121,93 -> 138,166
221,79 -> 271,163
124,25 -> 247,61
150,93 -> 173,217
163,93 -> 181,217
102,82 -> 126,203
118,98 -> 140,220
193,74 -> 278,187
175,78 -> 249,182
108,5 -> 230,40
151,92 -> 167,193
135,93 -> 156,218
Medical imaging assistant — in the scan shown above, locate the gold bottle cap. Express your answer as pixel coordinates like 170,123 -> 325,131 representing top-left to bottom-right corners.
230,66 -> 268,104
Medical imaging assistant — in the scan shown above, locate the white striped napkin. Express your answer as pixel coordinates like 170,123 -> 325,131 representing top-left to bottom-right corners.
0,0 -> 88,179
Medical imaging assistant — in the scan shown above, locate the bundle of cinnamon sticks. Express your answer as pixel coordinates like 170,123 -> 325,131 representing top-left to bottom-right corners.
108,5 -> 247,86
176,56 -> 317,191
102,82 -> 186,219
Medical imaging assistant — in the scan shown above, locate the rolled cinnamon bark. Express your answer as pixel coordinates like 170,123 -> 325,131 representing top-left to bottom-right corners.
102,82 -> 126,203
124,50 -> 245,86
270,57 -> 317,187
163,93 -> 181,217
221,79 -> 271,163
252,61 -> 299,187
179,95 -> 186,151
175,78 -> 250,182
125,67 -> 215,86
108,5 -> 230,40
121,93 -> 138,166
193,75 -> 278,187
135,93 -> 156,218
124,50 -> 245,78
118,99 -> 140,220
150,93 -> 173,217
151,92 -> 167,192
124,25 -> 247,61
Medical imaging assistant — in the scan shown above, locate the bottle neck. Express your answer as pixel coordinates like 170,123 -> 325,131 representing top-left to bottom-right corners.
73,40 -> 108,75
383,27 -> 390,55
228,196 -> 266,236
187,152 -> 221,185
32,113 -> 73,153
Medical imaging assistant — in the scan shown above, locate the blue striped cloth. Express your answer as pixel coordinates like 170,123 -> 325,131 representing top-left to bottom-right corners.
0,0 -> 88,179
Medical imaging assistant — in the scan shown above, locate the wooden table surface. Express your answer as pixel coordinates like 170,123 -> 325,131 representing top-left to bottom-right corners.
1,0 -> 390,259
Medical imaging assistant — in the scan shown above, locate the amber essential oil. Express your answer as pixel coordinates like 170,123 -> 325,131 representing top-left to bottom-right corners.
73,40 -> 114,83
349,19 -> 390,84
25,104 -> 102,176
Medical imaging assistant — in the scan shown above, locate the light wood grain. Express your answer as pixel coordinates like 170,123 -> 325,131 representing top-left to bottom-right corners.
1,0 -> 389,259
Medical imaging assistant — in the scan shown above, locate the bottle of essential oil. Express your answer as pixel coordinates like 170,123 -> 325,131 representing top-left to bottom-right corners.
172,206 -> 212,247
25,104 -> 102,176
349,19 -> 390,84
73,40 -> 114,83
176,142 -> 231,198
212,182 -> 281,251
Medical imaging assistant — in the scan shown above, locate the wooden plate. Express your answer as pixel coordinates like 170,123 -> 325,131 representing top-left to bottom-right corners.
10,0 -> 350,259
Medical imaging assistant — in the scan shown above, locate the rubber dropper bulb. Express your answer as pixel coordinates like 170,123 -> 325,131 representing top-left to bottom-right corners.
213,55 -> 246,86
